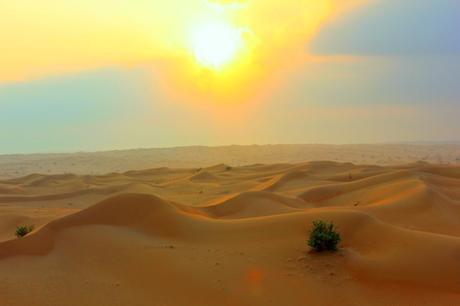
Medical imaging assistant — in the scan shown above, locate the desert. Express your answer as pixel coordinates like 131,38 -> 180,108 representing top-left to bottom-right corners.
1,147 -> 460,305
2,0 -> 459,304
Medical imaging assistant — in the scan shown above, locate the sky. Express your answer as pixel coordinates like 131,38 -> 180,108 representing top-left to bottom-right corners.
0,0 -> 459,154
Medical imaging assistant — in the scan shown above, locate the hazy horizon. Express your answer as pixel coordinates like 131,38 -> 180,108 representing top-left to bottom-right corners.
2,141 -> 460,156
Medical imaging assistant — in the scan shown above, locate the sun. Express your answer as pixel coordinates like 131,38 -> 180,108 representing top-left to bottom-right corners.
189,20 -> 244,70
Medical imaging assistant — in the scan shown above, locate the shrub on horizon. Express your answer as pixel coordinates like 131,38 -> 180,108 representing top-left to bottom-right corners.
15,225 -> 35,238
308,220 -> 341,252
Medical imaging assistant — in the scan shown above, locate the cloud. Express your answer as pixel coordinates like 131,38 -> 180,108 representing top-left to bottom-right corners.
0,0 -> 363,100
311,0 -> 460,55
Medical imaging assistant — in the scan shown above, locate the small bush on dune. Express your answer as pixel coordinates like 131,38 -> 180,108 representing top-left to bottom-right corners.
308,220 -> 341,252
15,225 -> 35,238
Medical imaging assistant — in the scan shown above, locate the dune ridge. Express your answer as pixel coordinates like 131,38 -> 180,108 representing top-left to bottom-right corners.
1,161 -> 460,305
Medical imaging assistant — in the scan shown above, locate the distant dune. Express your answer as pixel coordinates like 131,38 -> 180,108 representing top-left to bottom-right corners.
1,161 -> 460,305
1,143 -> 460,179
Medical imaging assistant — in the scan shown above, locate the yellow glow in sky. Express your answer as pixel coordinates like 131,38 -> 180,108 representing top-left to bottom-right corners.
0,0 -> 362,102
189,20 -> 245,69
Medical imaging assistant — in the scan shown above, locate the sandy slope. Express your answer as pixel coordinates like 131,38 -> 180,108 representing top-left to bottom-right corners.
0,161 -> 460,305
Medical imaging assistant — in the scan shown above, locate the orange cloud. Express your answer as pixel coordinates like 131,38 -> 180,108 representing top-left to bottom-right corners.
0,0 -> 365,105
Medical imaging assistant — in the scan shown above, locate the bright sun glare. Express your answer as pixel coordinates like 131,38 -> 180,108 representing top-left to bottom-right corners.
189,21 -> 244,70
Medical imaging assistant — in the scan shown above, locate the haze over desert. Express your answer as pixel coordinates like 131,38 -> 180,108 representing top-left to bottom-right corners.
1,0 -> 460,305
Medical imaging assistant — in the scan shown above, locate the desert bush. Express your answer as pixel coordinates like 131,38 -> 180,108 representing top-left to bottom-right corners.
15,225 -> 35,238
308,220 -> 341,252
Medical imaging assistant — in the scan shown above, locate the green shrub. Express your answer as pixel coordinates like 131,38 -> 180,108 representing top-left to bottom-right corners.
308,220 -> 341,252
15,225 -> 35,238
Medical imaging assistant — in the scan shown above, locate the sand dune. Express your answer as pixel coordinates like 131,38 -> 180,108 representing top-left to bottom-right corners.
189,170 -> 219,182
203,191 -> 309,218
1,161 -> 460,305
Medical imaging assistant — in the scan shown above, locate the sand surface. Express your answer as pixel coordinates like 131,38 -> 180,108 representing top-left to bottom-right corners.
1,160 -> 460,305
1,143 -> 460,179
